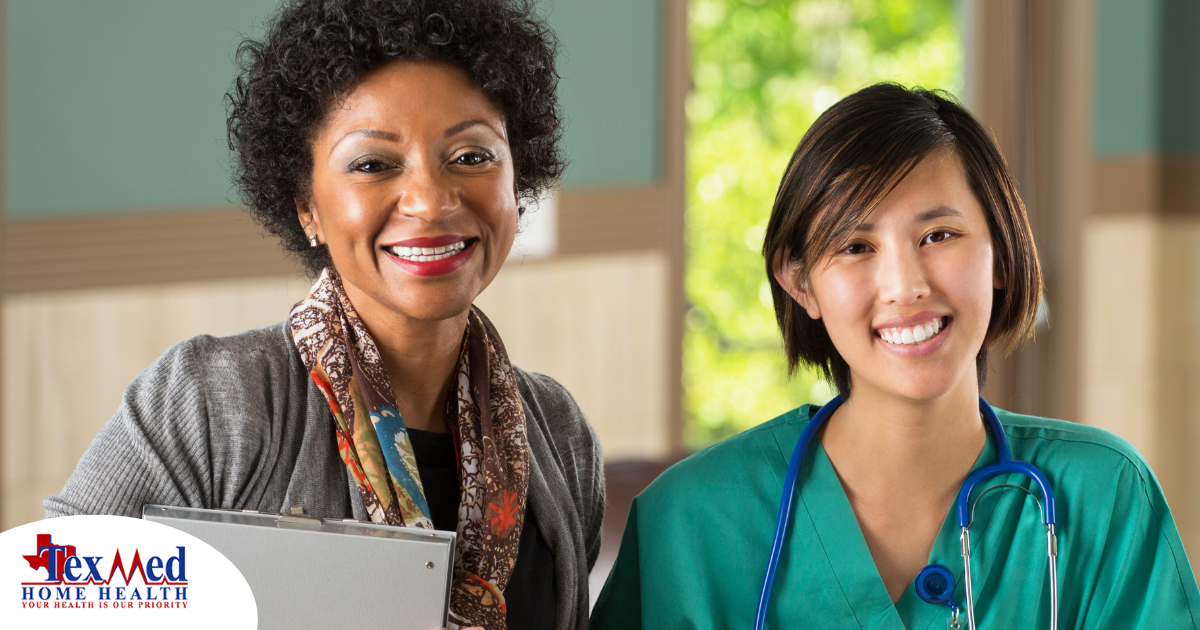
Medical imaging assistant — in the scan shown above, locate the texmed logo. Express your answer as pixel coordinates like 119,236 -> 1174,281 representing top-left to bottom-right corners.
20,533 -> 189,610
1,514 -> 255,629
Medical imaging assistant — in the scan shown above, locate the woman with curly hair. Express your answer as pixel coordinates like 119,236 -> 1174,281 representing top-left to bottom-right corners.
46,2 -> 604,629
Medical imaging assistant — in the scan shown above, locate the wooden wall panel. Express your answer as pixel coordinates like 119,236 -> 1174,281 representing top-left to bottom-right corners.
1080,215 -> 1200,555
4,209 -> 297,293
1080,217 -> 1159,458
1093,157 -> 1200,217
1,275 -> 312,530
476,251 -> 671,462
557,187 -> 666,254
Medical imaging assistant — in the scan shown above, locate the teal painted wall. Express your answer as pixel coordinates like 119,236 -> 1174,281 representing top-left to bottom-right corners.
1160,0 -> 1200,155
5,0 -> 275,216
5,0 -> 661,218
1093,0 -> 1200,157
1093,0 -> 1160,155
550,0 -> 660,188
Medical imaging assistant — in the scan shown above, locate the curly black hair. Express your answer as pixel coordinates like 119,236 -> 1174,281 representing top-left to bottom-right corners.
226,0 -> 565,276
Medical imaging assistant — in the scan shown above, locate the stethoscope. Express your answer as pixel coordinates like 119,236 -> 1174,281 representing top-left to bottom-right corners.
754,395 -> 1059,630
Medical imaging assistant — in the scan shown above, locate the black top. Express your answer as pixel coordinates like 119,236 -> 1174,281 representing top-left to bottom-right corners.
408,428 -> 556,629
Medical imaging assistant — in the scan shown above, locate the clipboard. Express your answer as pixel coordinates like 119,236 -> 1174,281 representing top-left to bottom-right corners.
143,504 -> 456,630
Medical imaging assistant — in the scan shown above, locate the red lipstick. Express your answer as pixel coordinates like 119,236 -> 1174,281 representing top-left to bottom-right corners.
383,236 -> 477,277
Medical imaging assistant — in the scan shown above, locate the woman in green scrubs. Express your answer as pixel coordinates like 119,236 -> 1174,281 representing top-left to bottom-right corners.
590,84 -> 1200,629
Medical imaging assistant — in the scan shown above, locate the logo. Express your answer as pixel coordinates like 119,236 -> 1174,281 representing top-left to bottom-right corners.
1,515 -> 255,629
20,534 -> 189,610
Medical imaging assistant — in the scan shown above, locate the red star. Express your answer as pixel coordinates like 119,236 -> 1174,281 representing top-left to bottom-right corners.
488,490 -> 519,535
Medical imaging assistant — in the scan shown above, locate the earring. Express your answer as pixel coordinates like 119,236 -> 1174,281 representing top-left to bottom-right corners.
308,234 -> 319,247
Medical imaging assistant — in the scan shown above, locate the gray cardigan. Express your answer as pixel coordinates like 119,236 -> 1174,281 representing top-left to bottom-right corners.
45,322 -> 605,630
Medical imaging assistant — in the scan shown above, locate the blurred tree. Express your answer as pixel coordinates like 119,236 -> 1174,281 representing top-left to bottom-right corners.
685,0 -> 962,447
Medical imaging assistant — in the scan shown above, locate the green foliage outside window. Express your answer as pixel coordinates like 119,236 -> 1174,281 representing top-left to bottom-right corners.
684,0 -> 962,448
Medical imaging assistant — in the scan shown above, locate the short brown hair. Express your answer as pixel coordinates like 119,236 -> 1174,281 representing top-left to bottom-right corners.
763,83 -> 1041,396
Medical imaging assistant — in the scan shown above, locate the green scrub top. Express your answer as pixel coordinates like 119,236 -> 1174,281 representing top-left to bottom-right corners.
590,405 -> 1200,629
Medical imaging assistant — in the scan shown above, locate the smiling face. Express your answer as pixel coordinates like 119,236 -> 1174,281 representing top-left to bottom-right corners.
298,61 -> 517,326
775,149 -> 1000,404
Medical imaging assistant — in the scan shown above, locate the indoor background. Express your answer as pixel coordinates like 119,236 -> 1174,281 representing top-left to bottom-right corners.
0,0 -> 1194,603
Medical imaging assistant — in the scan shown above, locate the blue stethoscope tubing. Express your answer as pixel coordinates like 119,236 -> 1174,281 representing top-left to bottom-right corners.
754,395 -> 1060,630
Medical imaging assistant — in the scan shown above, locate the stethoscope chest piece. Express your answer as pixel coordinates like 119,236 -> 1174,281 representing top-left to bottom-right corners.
916,564 -> 962,629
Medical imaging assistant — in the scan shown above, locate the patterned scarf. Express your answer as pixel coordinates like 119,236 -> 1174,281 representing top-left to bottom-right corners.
288,269 -> 530,630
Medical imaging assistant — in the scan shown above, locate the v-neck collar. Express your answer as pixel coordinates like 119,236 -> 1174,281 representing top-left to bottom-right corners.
772,405 -> 1002,629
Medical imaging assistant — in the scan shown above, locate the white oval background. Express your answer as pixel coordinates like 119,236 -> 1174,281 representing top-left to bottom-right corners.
0,515 -> 256,629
